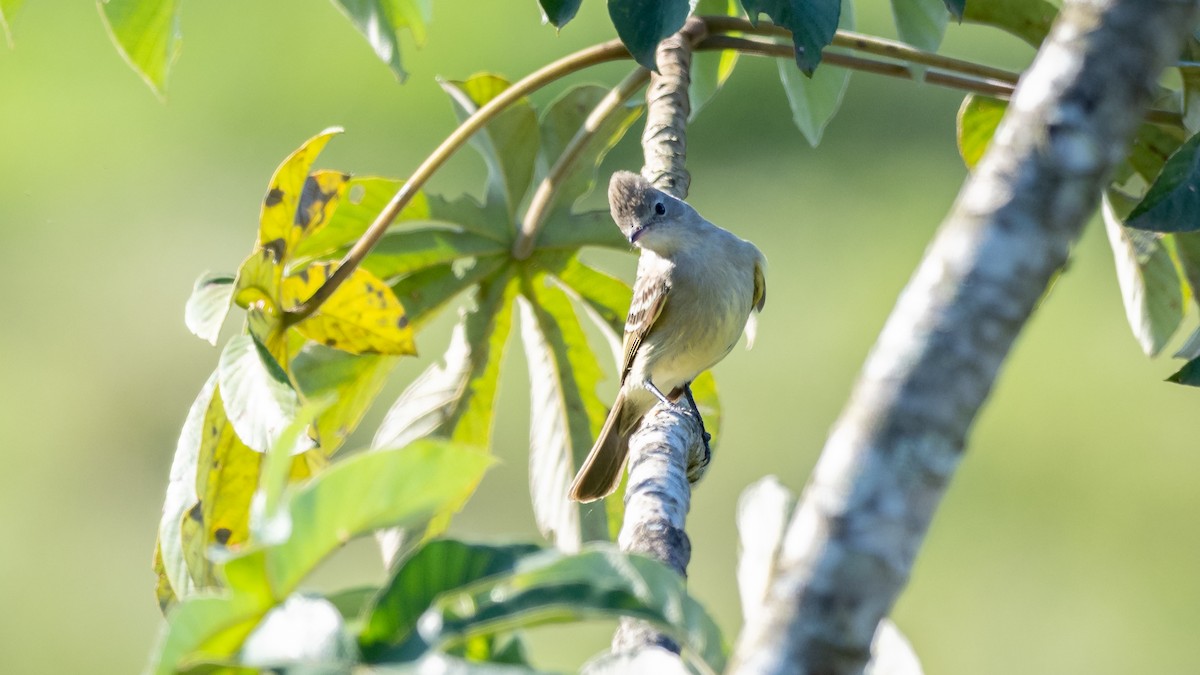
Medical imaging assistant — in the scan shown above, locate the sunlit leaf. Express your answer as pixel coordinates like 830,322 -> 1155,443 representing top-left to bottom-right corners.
218,334 -> 307,454
363,227 -> 510,280
331,0 -> 431,81
962,0 -> 1055,47
292,176 -> 431,265
776,0 -> 852,146
222,440 -> 493,602
326,585 -> 381,621
735,476 -> 794,623
283,262 -> 417,356
239,594 -> 355,670
551,256 -> 630,337
292,344 -> 398,456
391,255 -> 508,331
359,539 -> 542,658
743,0 -> 840,74
539,84 -> 645,210
442,75 -> 539,217
421,545 -> 727,671
257,128 -> 344,262
153,538 -> 178,614
1103,192 -> 1185,357
250,400 -> 330,547
98,0 -> 182,97
606,0 -> 690,70
691,0 -> 741,119
185,272 -> 235,346
867,619 -> 925,675
955,94 -> 1006,169
518,275 -> 611,551
539,0 -> 582,27
148,594 -> 261,675
374,269 -> 518,450
688,370 -> 722,451
1,0 -> 25,47
1126,133 -> 1200,233
891,0 -> 948,52
159,373 -> 218,605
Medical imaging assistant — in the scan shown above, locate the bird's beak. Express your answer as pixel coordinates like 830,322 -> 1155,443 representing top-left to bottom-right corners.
628,224 -> 647,243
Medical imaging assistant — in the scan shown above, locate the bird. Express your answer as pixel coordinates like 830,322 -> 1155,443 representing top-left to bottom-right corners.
568,171 -> 767,502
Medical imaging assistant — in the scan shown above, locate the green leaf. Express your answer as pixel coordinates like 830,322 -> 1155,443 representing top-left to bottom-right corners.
941,0 -> 964,21
250,400 -> 329,547
359,539 -> 542,658
606,0 -> 691,70
743,0 -> 840,74
891,0 -> 948,52
777,0 -> 852,145
1127,133 -> 1200,233
688,370 -> 722,451
391,255 -> 509,331
331,0 -> 431,81
292,176 -> 431,265
735,476 -> 795,623
442,75 -> 539,217
1126,123 -> 1185,185
955,94 -> 1006,169
326,584 -> 381,621
1182,41 -> 1200,136
98,0 -> 182,97
551,257 -> 631,336
1167,356 -> 1200,386
421,545 -> 727,671
536,209 -> 629,252
374,269 -> 518,450
292,344 -> 398,456
223,440 -> 494,602
158,373 -> 219,607
256,128 -> 344,264
691,0 -> 741,119
539,0 -> 582,27
962,0 -> 1055,47
148,594 -> 261,675
1102,192 -> 1185,357
1,0 -> 24,46
363,227 -> 511,280
217,334 -> 307,454
518,272 -> 612,549
538,85 -> 645,210
185,272 -> 235,346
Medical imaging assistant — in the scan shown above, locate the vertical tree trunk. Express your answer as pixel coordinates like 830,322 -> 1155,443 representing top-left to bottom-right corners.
728,1 -> 1200,673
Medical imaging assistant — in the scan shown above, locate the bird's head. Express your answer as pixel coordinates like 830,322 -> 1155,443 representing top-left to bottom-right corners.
608,171 -> 692,253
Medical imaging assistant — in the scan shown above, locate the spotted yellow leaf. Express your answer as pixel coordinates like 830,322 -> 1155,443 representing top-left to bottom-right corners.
283,262 -> 417,356
258,128 -> 344,264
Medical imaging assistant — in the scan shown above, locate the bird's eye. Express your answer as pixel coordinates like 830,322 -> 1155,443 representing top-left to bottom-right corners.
654,201 -> 666,216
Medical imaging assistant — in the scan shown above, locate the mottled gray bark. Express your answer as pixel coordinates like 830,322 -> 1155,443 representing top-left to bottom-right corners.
613,16 -> 710,655
728,1 -> 1200,673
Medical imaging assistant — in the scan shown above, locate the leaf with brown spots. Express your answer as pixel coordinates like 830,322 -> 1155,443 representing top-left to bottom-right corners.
283,262 -> 417,356
257,128 -> 343,262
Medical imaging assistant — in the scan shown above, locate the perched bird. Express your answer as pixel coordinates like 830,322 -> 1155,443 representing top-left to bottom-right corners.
568,171 -> 767,502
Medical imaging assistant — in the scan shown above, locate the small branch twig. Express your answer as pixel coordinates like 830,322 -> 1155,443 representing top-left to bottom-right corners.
283,39 -> 630,324
612,16 -> 708,656
727,0 -> 1200,673
513,67 -> 651,261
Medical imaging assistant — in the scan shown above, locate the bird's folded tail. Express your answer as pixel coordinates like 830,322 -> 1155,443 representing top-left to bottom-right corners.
568,390 -> 629,503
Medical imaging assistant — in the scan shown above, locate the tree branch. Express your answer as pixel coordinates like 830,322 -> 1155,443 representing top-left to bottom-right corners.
727,1 -> 1200,673
612,16 -> 709,656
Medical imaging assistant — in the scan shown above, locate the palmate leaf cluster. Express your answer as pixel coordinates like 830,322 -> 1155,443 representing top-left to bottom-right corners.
149,72 -> 735,672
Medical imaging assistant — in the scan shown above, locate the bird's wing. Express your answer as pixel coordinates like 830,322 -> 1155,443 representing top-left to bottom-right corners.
752,258 -> 767,312
620,271 -> 670,385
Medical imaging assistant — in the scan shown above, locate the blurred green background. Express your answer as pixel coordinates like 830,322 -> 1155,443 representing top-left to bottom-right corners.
2,1 -> 1198,673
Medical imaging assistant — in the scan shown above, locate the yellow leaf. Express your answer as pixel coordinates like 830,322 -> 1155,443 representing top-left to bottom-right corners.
233,249 -> 296,365
282,262 -> 417,356
258,128 -> 344,264
152,538 -> 178,614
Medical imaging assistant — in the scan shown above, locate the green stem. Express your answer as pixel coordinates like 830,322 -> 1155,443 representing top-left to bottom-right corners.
513,67 -> 652,261
284,39 -> 631,325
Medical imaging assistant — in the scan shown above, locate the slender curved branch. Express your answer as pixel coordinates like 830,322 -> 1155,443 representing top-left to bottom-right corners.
283,39 -> 630,324
513,67 -> 651,261
727,1 -> 1200,673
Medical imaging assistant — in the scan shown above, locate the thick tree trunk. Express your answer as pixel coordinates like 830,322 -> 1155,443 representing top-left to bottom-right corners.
728,1 -> 1200,673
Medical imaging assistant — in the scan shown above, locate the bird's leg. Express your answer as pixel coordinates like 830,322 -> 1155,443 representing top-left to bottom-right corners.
643,378 -> 686,410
